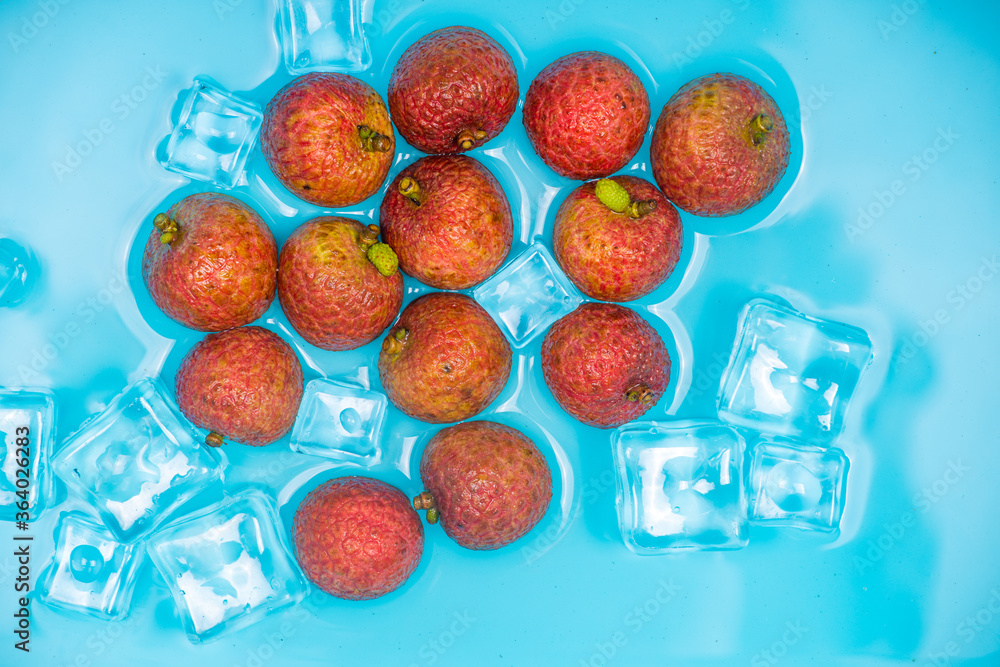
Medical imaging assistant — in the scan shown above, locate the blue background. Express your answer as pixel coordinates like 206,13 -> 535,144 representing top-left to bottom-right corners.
1,0 -> 998,665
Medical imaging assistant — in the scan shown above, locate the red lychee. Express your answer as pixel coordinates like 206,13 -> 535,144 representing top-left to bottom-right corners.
388,26 -> 518,154
541,303 -> 669,428
142,192 -> 277,332
522,52 -> 650,180
293,477 -> 423,601
175,326 -> 303,447
650,72 -> 790,216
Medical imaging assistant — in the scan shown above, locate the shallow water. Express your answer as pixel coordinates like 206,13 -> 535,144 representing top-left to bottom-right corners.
1,0 -> 999,664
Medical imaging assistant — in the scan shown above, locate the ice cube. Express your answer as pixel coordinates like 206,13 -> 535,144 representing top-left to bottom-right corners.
473,243 -> 582,347
748,439 -> 849,532
53,377 -> 223,542
289,379 -> 387,465
277,0 -> 371,74
0,388 -> 56,521
162,79 -> 263,189
717,298 -> 873,442
147,491 -> 309,643
613,421 -> 748,553
0,238 -> 37,308
37,512 -> 144,620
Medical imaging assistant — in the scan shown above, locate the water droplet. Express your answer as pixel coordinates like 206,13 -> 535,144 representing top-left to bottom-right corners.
340,407 -> 362,434
0,238 -> 38,308
69,544 -> 105,583
765,461 -> 822,512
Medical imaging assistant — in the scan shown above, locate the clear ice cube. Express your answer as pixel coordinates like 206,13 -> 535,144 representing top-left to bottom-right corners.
37,512 -> 144,620
53,377 -> 223,542
717,298 -> 873,442
748,439 -> 849,532
289,379 -> 387,465
473,243 -> 582,347
162,79 -> 263,189
0,238 -> 36,308
0,388 -> 56,521
613,421 -> 748,553
147,491 -> 309,643
277,0 -> 372,74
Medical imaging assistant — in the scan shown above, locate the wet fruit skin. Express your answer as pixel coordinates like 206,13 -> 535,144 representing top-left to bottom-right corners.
553,176 -> 683,302
388,26 -> 518,154
650,72 -> 790,217
142,192 -> 277,332
175,326 -> 304,447
278,217 -> 403,351
417,421 -> 552,550
522,52 -> 650,180
378,292 -> 511,423
293,477 -> 423,601
541,303 -> 669,429
379,155 -> 513,289
261,73 -> 395,208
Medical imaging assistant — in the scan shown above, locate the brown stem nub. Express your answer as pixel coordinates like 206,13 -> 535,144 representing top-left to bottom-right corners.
205,432 -> 224,448
381,326 -> 409,360
358,125 -> 392,152
456,128 -> 487,151
625,384 -> 654,405
626,199 -> 658,219
413,491 -> 439,524
398,176 -> 423,205
359,223 -> 380,248
749,113 -> 774,146
153,212 -> 179,245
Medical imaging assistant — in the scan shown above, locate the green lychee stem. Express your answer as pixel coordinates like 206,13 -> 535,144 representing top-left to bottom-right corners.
367,242 -> 399,276
413,491 -> 439,524
358,125 -> 392,152
749,113 -> 774,146
398,176 -> 423,205
382,326 -> 409,360
205,432 -> 224,447
455,128 -> 487,151
153,212 -> 179,245
625,384 -> 654,405
359,224 -> 380,248
626,199 -> 658,219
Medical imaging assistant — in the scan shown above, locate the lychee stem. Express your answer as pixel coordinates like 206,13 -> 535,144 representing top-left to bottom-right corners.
382,326 -> 409,359
456,128 -> 487,151
153,213 -> 179,245
205,432 -> 224,447
367,242 -> 399,277
625,384 -> 654,405
626,199 -> 658,219
413,491 -> 439,524
357,125 -> 392,152
398,176 -> 423,205
359,223 -> 380,248
749,113 -> 774,146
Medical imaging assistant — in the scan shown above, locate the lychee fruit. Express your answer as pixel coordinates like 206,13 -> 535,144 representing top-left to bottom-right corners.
388,26 -> 518,154
293,477 -> 423,601
650,72 -> 790,216
141,192 -> 277,332
278,218 -> 403,351
541,303 -> 669,428
379,155 -> 512,289
261,73 -> 395,208
522,52 -> 650,180
378,292 -> 511,423
175,325 -> 303,447
553,176 -> 683,302
413,421 -> 552,550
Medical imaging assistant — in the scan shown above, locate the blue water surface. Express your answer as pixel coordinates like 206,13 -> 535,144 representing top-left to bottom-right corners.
1,0 -> 998,665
